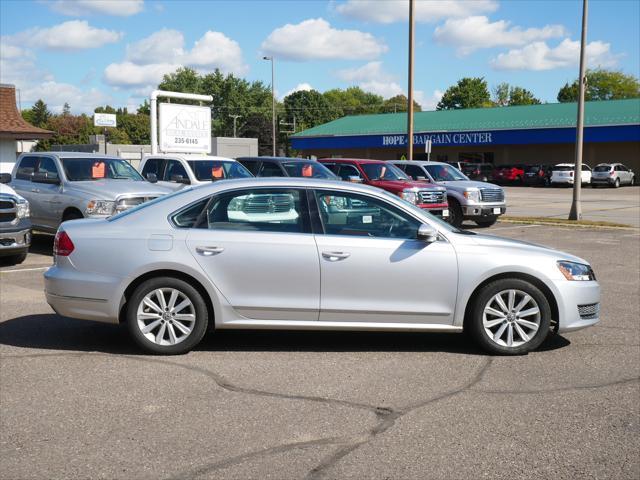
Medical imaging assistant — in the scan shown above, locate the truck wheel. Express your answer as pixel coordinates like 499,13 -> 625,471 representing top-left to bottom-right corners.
3,252 -> 27,265
447,198 -> 463,228
475,217 -> 497,228
127,277 -> 209,355
468,278 -> 551,355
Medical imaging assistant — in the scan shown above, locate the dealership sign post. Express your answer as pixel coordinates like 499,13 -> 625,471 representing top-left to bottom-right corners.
158,103 -> 211,154
93,113 -> 117,154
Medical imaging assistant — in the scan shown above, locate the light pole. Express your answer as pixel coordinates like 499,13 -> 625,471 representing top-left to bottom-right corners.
406,0 -> 415,160
263,56 -> 276,156
230,115 -> 242,137
569,0 -> 588,220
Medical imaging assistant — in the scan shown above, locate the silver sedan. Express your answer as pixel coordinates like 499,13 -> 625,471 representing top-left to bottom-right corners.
44,178 -> 600,355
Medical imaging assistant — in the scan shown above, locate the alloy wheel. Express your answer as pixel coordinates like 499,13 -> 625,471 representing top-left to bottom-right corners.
136,288 -> 196,346
482,289 -> 541,348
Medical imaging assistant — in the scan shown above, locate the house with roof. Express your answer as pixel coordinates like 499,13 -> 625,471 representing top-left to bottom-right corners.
0,84 -> 53,173
291,99 -> 640,170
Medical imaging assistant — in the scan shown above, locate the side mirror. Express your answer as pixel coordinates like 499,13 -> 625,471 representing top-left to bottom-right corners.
347,176 -> 363,183
170,174 -> 190,184
417,224 -> 438,243
146,173 -> 158,183
32,172 -> 60,185
0,173 -> 11,184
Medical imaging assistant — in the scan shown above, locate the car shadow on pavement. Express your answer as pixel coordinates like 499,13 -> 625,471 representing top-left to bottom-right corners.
29,233 -> 54,256
0,314 -> 571,356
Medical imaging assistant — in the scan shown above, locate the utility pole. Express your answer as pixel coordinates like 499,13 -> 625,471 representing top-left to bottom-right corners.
406,0 -> 415,160
569,0 -> 588,220
230,115 -> 242,137
263,56 -> 276,156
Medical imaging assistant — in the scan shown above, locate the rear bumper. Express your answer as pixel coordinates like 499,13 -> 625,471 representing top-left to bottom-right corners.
591,177 -> 614,185
554,280 -> 601,333
0,224 -> 31,256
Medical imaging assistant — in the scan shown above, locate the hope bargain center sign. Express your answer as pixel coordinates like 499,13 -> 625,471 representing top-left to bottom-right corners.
159,103 -> 212,153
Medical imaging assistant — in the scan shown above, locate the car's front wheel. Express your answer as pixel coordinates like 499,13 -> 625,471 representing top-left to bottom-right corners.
474,217 -> 497,228
127,277 -> 209,354
468,278 -> 551,355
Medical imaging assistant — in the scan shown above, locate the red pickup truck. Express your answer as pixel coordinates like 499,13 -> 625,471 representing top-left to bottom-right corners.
318,158 -> 449,219
492,164 -> 526,184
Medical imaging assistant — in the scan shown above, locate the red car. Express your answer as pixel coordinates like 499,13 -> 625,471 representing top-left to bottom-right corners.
318,158 -> 449,218
492,164 -> 526,184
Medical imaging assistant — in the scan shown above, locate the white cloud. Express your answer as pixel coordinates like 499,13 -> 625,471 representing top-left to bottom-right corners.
335,0 -> 498,24
283,83 -> 314,98
261,18 -> 387,61
21,81 -> 113,113
105,29 -> 248,89
336,61 -> 393,82
6,21 -> 122,51
47,0 -> 144,17
492,39 -> 622,71
434,16 -> 566,55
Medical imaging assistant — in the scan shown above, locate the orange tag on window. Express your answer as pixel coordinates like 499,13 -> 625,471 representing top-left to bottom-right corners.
302,164 -> 313,177
92,162 -> 105,178
212,166 -> 224,179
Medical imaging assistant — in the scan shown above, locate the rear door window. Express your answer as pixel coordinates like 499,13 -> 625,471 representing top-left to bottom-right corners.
16,156 -> 38,180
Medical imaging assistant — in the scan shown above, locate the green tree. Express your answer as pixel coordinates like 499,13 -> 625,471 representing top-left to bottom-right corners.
62,102 -> 71,115
493,83 -> 541,106
34,113 -> 93,151
557,68 -> 640,102
94,105 -> 117,114
137,100 -> 150,115
323,87 -> 382,116
21,109 -> 35,125
436,77 -> 491,110
382,94 -> 422,113
30,99 -> 51,128
283,89 -> 335,132
118,114 -> 150,145
106,128 -> 131,144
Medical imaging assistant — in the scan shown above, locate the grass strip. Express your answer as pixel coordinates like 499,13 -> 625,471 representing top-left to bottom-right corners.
499,215 -> 634,229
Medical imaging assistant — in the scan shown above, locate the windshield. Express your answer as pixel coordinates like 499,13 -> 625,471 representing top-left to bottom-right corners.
594,165 -> 612,172
62,158 -> 144,181
425,164 -> 468,181
361,163 -> 410,181
282,161 -> 337,179
187,160 -> 253,181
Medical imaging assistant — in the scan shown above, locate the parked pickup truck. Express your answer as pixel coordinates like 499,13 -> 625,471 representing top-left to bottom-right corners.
139,154 -> 253,190
10,152 -> 172,233
391,161 -> 505,227
318,158 -> 449,219
0,173 -> 31,265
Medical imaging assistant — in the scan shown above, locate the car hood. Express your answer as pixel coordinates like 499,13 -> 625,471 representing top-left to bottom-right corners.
469,233 -> 590,265
0,183 -> 21,198
371,179 -> 445,191
66,180 -> 173,199
437,180 -> 501,191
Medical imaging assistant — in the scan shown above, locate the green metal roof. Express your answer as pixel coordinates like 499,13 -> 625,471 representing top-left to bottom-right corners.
292,98 -> 640,138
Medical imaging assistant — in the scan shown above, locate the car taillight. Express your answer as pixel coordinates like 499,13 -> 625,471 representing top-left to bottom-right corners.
54,230 -> 74,256
569,171 -> 574,176
539,170 -> 544,176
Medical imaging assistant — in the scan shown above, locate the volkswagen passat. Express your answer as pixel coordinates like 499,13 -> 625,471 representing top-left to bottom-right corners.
44,178 -> 600,355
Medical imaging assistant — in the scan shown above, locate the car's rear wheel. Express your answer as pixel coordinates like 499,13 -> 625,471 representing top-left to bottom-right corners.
468,278 -> 551,355
614,178 -> 620,188
127,277 -> 208,354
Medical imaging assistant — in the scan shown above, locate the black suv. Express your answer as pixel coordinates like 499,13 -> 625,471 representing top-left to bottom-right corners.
460,163 -> 494,182
236,157 -> 337,179
523,164 -> 553,186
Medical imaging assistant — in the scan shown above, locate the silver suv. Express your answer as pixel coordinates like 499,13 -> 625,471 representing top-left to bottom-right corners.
591,163 -> 635,188
392,161 -> 506,227
11,152 -> 172,233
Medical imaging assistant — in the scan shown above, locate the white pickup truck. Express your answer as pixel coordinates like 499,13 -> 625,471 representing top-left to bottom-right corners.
139,154 -> 253,190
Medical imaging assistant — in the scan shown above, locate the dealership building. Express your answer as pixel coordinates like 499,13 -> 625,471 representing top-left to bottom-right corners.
291,99 -> 640,170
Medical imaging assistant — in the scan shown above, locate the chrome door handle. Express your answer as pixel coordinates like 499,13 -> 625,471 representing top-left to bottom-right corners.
196,246 -> 225,256
322,251 -> 350,261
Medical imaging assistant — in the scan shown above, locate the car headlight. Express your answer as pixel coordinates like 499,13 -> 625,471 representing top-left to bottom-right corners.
557,261 -> 596,281
16,199 -> 30,219
463,189 -> 481,202
86,200 -> 116,216
400,189 -> 420,204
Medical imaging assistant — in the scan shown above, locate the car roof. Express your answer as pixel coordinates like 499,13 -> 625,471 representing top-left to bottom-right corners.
391,160 -> 446,167
236,156 -> 316,163
26,151 -> 120,160
143,154 -> 235,161
318,158 -> 387,164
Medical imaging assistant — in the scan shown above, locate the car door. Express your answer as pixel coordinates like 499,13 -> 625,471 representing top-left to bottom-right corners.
312,189 -> 458,325
33,156 -> 64,229
11,155 -> 37,200
185,187 -> 320,321
402,164 -> 429,181
581,164 -> 592,183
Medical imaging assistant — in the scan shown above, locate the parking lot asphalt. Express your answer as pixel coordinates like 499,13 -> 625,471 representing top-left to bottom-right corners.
1,223 -> 639,479
503,185 -> 640,227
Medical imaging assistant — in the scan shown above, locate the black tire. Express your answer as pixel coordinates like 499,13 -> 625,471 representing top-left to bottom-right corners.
2,252 -> 27,265
447,197 -> 463,228
467,278 -> 551,355
614,178 -> 620,188
127,277 -> 209,354
63,210 -> 83,221
474,217 -> 497,228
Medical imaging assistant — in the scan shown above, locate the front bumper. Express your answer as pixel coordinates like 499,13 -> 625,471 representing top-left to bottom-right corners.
419,203 -> 449,218
554,279 -> 601,333
462,204 -> 506,219
0,222 -> 31,256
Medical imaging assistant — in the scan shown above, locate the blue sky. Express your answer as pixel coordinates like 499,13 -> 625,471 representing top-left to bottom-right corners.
1,0 -> 638,113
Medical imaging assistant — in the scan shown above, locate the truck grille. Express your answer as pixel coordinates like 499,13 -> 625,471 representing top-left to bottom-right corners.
418,190 -> 446,204
480,188 -> 504,202
0,198 -> 17,223
578,303 -> 600,320
243,194 -> 293,214
116,196 -> 160,212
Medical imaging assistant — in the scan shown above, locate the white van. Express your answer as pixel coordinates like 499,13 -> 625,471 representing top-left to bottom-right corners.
139,154 -> 253,190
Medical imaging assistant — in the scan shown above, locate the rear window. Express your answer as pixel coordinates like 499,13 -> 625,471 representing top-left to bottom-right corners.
526,166 -> 541,173
553,165 -> 574,171
594,165 -> 612,172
